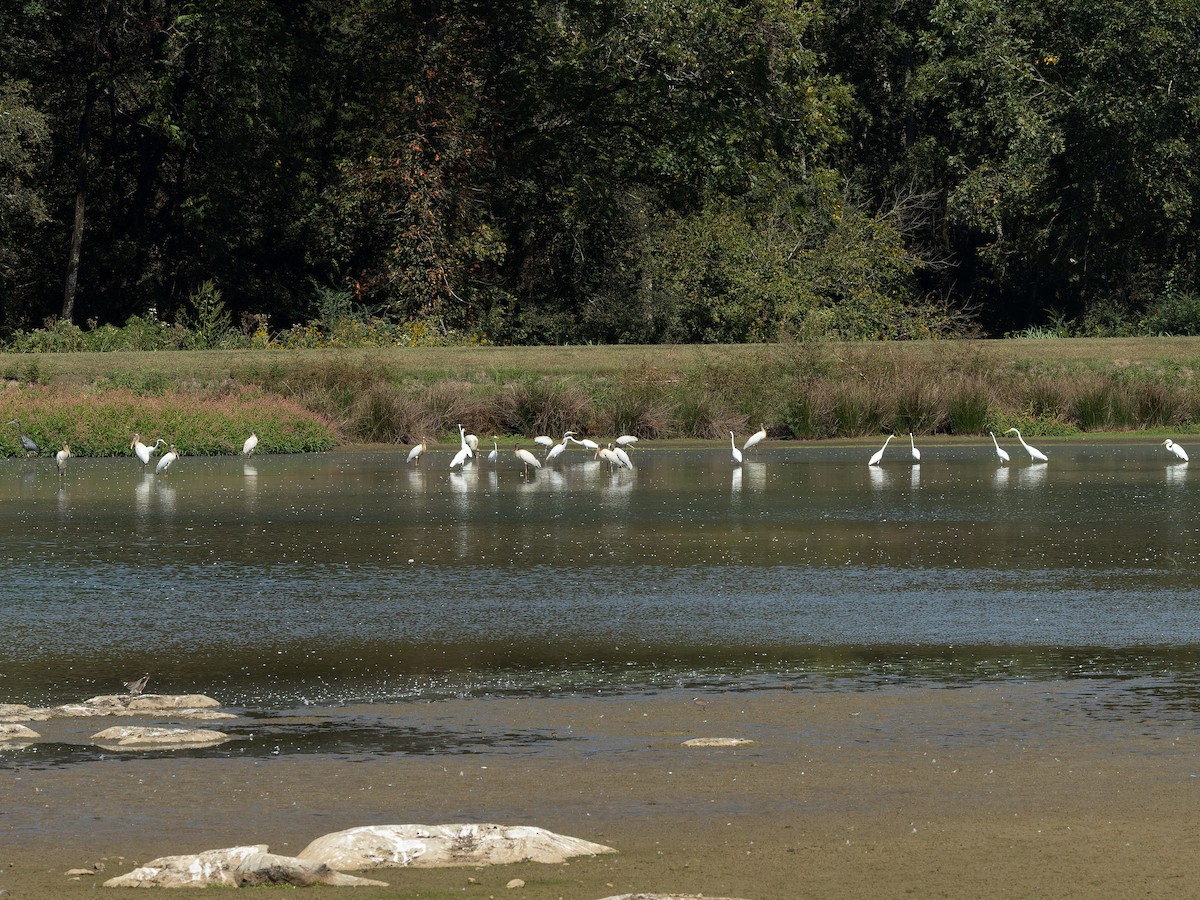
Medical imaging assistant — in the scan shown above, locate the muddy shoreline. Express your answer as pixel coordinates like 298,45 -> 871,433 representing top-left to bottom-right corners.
3,684 -> 1198,899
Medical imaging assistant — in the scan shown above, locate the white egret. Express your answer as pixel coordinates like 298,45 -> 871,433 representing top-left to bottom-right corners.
123,674 -> 149,696
6,419 -> 39,454
449,444 -> 470,469
868,434 -> 895,466
545,431 -> 575,464
55,443 -> 70,475
989,431 -> 1010,463
909,432 -> 921,463
488,436 -> 499,463
456,423 -> 474,458
156,444 -> 179,474
568,434 -> 600,451
406,439 -> 426,465
1006,427 -> 1048,462
616,434 -> 639,447
1163,439 -> 1189,462
613,444 -> 634,469
730,431 -> 743,465
514,443 -> 542,475
743,424 -> 767,454
242,432 -> 259,457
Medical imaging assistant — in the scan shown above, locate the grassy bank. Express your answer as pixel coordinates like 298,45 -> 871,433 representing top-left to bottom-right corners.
3,337 -> 1200,455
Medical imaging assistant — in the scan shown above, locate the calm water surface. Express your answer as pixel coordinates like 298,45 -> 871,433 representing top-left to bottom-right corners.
2,442 -> 1200,719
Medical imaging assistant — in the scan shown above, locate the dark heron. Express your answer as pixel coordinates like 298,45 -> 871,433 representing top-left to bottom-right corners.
124,674 -> 149,695
5,419 -> 39,454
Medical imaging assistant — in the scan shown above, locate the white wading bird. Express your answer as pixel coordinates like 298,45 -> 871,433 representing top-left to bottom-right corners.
989,431 -> 1010,464
1006,427 -> 1048,462
868,434 -> 895,466
514,443 -> 542,476
909,432 -> 921,463
1163,438 -> 1189,462
730,431 -> 743,465
743,424 -> 767,455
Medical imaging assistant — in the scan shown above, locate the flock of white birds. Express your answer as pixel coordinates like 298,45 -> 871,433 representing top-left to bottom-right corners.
8,414 -> 1190,476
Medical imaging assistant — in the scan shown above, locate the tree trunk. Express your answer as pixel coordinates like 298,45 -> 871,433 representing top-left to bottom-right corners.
62,75 -> 97,325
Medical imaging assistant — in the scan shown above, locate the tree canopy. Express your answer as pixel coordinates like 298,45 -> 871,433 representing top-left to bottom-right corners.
1,0 -> 1198,343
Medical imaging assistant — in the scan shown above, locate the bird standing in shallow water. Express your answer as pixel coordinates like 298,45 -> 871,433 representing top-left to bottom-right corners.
909,433 -> 921,463
514,443 -> 542,476
989,431 -> 1010,464
743,425 -> 767,455
156,445 -> 179,474
1163,439 -> 1190,462
406,439 -> 426,465
1006,427 -> 1048,462
868,435 -> 895,466
729,431 -> 743,465
55,444 -> 70,475
242,432 -> 258,457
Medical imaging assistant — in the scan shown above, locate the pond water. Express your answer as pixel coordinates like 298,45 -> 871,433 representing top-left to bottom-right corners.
2,440 -> 1199,718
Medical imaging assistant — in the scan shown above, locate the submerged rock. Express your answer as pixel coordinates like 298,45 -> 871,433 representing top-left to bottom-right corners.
91,726 -> 230,749
103,845 -> 388,889
681,738 -> 755,748
298,824 -> 617,870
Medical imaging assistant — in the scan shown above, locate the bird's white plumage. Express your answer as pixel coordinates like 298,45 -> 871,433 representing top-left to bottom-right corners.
1007,427 -> 1048,462
488,437 -> 499,463
743,425 -> 767,453
156,445 -> 178,474
55,444 -> 70,474
868,434 -> 894,466
730,431 -> 743,464
990,431 -> 1010,463
615,435 -> 638,447
131,434 -> 153,465
407,441 -> 426,464
533,435 -> 554,449
909,432 -> 921,462
1163,439 -> 1189,461
242,432 -> 259,457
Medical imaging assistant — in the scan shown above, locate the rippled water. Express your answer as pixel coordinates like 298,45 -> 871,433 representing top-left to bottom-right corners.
2,441 -> 1199,715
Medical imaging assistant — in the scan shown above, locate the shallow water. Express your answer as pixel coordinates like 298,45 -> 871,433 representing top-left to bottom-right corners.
2,442 -> 1199,721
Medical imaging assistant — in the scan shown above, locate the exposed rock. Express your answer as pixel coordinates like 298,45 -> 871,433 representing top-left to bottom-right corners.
103,845 -> 389,889
506,877 -> 525,889
88,693 -> 220,710
0,723 -> 40,742
680,738 -> 755,748
0,704 -> 54,723
91,726 -> 230,749
298,824 -> 617,871
64,868 -> 95,877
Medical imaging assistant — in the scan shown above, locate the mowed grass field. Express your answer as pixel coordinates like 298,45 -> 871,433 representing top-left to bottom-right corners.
2,337 -> 1200,453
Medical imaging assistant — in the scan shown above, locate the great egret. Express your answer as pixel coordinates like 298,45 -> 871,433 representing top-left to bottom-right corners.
456,424 -> 474,458
156,445 -> 179,474
449,443 -> 470,469
488,436 -> 499,463
55,443 -> 70,475
743,424 -> 767,454
989,431 -> 1010,463
124,674 -> 149,696
242,432 -> 259,457
514,443 -> 542,475
1163,439 -> 1190,462
406,439 -> 426,465
1006,427 -> 1048,462
6,419 -> 38,454
568,434 -> 600,451
909,432 -> 921,463
616,435 -> 639,447
730,431 -> 743,464
545,431 -> 575,463
868,434 -> 895,466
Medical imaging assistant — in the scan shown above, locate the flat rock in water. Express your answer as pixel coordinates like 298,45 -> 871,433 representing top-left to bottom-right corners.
298,824 -> 617,870
681,737 -> 755,748
0,704 -> 54,723
91,725 -> 230,749
0,723 -> 40,740
102,845 -> 388,889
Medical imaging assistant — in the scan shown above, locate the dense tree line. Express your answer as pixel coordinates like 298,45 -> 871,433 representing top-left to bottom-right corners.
1,0 -> 1198,344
